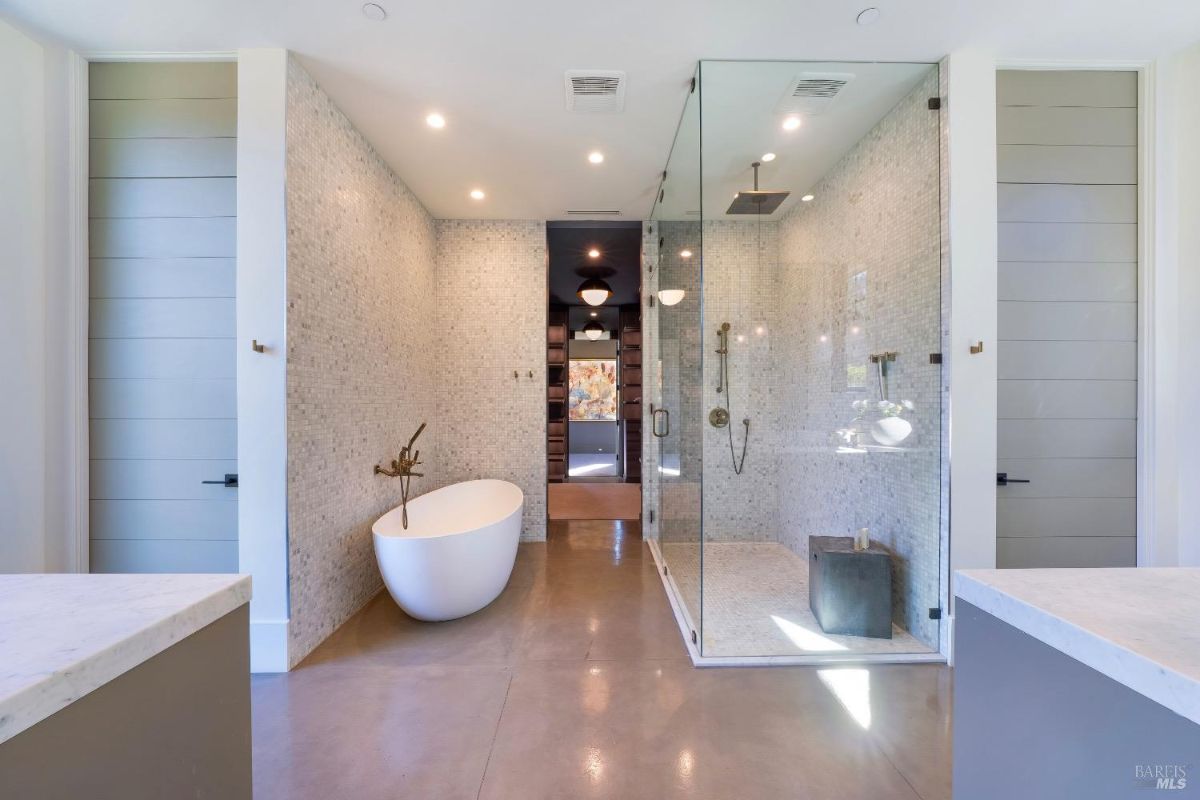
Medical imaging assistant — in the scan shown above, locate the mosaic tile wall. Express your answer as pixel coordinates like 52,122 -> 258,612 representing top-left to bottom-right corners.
433,220 -> 548,541
774,67 -> 944,646
700,220 -> 781,543
284,57 -> 440,665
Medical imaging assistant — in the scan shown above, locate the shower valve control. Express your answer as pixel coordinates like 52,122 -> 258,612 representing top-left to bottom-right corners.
709,407 -> 730,428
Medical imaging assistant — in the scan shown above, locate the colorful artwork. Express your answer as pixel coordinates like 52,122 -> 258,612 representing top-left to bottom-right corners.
568,359 -> 618,421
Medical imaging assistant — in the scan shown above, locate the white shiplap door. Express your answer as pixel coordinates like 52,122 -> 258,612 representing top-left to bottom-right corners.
995,70 -> 1137,568
88,62 -> 238,573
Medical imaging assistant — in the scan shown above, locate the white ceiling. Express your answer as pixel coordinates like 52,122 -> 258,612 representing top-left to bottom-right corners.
656,61 -> 936,221
7,0 -> 1200,220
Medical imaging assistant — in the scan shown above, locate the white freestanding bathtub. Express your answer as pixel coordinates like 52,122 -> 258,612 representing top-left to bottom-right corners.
372,479 -> 524,621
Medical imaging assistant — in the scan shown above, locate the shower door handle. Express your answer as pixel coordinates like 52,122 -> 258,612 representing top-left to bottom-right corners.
651,406 -> 670,438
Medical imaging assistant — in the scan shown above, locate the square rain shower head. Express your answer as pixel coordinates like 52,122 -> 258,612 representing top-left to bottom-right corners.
725,189 -> 791,215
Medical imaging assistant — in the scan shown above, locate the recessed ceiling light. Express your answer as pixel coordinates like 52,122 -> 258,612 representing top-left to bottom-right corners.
589,311 -> 598,317
361,2 -> 387,21
425,112 -> 446,129
761,152 -> 776,162
679,249 -> 693,259
856,7 -> 881,25
469,189 -> 485,200
782,116 -> 802,131
588,248 -> 600,258
588,151 -> 605,164
801,194 -> 815,202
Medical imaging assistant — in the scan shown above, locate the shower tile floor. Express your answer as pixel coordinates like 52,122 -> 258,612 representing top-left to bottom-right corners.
660,542 -> 935,657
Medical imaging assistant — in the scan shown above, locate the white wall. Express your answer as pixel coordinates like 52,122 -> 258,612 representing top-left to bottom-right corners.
1173,48 -> 1200,567
942,49 -> 1000,658
236,48 -> 291,672
1152,43 -> 1200,567
0,19 -> 83,574
945,49 -> 1000,586
0,18 -> 47,573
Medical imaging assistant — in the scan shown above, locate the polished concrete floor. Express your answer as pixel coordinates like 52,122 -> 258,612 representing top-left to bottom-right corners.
252,520 -> 952,800
548,482 -> 642,520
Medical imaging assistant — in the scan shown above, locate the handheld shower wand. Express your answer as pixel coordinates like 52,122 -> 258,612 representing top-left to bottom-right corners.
715,323 -> 729,393
710,323 -> 749,475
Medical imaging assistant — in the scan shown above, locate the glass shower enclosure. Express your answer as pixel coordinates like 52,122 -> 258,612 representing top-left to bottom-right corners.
643,60 -> 947,662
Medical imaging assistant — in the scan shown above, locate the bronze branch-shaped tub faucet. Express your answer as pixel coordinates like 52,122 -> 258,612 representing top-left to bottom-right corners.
375,423 -> 426,479
374,423 -> 427,530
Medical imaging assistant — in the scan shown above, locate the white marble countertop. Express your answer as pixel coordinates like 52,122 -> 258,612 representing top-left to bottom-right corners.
955,568 -> 1200,726
0,573 -> 251,745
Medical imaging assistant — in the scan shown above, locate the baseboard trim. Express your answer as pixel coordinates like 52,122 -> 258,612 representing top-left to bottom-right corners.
249,618 -> 289,673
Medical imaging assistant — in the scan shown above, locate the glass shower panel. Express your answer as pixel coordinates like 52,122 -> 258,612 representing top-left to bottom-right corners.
694,60 -> 945,659
646,77 -> 704,643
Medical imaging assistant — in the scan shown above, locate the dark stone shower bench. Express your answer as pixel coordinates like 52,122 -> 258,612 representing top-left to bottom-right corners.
808,535 -> 893,639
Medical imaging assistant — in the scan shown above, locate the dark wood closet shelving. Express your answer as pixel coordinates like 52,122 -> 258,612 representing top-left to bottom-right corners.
619,304 -> 642,483
547,307 -> 569,483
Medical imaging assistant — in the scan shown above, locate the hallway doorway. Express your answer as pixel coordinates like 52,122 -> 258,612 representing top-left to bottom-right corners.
545,221 -> 643,522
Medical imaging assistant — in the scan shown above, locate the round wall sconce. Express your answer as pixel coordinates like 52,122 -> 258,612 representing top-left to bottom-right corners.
583,320 -> 605,340
658,289 -> 686,306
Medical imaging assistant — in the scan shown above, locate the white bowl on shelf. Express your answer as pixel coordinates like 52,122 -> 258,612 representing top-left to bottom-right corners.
870,416 -> 913,447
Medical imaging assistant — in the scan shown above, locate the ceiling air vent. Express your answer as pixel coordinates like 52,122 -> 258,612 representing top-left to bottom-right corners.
777,72 -> 855,115
565,209 -> 622,216
565,70 -> 626,113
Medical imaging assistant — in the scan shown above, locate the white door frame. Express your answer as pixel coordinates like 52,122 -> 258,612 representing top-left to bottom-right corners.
995,58 -> 1158,566
65,51 -> 89,573
66,50 -> 239,572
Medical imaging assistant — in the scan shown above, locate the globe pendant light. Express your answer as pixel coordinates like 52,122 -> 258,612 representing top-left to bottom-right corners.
583,320 -> 605,340
657,289 -> 686,306
577,278 -> 612,306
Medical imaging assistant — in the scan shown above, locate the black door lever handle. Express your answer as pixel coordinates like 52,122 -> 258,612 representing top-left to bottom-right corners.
202,473 -> 239,488
996,472 -> 1030,486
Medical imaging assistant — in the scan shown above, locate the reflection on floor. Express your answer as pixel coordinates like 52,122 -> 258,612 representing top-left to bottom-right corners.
252,521 -> 951,800
661,542 -> 935,657
548,482 -> 641,520
568,452 -> 618,476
